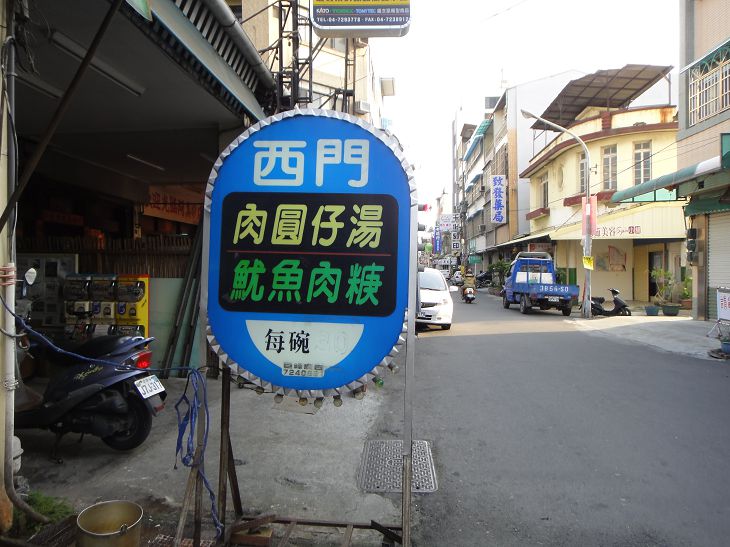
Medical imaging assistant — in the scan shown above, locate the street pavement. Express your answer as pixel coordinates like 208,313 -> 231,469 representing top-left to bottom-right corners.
11,289 -> 730,545
570,300 -> 723,362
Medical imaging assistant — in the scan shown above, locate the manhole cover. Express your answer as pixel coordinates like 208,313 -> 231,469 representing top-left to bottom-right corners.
359,440 -> 437,493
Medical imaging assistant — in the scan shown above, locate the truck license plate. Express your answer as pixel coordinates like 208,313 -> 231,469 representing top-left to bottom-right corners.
547,296 -> 560,303
134,375 -> 165,399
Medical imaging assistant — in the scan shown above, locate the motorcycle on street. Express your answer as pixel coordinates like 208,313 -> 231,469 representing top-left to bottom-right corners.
462,286 -> 476,304
590,288 -> 632,316
476,271 -> 491,289
13,269 -> 166,460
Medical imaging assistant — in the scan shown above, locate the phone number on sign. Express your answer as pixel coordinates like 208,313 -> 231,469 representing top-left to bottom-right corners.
283,363 -> 325,378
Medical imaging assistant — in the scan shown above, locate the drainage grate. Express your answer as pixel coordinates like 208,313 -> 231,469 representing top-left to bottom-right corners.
359,440 -> 437,493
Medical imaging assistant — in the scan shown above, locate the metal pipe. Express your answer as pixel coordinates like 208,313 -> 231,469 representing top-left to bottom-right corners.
2,264 -> 48,524
6,33 -> 16,260
200,0 -> 276,90
401,197 -> 418,547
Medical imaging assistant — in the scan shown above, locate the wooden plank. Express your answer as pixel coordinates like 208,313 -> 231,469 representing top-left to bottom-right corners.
276,521 -> 297,547
230,514 -> 276,533
340,524 -> 354,547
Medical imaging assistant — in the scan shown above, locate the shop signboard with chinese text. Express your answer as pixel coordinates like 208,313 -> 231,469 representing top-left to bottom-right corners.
490,175 -> 506,224
311,0 -> 410,38
433,223 -> 441,253
205,110 -> 413,394
439,213 -> 456,232
717,287 -> 730,321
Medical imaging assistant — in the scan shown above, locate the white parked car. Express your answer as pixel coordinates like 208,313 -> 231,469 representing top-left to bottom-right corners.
417,267 -> 456,330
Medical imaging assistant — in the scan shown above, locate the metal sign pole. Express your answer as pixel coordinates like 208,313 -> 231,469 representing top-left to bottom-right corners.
401,194 -> 418,547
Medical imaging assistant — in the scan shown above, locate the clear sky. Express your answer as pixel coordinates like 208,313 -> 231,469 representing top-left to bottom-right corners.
369,0 -> 680,215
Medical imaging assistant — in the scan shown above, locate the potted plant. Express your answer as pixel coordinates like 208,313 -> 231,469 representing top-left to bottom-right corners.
680,276 -> 692,309
487,260 -> 511,296
650,268 -> 681,316
722,334 -> 730,355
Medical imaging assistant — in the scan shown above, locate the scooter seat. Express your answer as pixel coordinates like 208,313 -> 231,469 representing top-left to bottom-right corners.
592,296 -> 606,304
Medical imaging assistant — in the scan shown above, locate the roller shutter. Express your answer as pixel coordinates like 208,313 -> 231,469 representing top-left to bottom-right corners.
708,212 -> 730,319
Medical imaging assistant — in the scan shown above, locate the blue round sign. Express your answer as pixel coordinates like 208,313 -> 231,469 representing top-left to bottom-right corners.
205,110 -> 414,393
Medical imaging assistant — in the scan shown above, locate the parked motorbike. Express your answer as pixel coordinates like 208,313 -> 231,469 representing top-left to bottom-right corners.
462,286 -> 475,304
476,271 -> 491,289
590,288 -> 632,316
13,270 -> 166,460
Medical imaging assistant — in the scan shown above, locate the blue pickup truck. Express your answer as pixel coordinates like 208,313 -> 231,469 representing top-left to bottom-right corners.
502,252 -> 579,316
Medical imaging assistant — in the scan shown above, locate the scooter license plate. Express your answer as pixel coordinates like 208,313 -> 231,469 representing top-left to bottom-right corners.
547,296 -> 560,302
134,375 -> 165,399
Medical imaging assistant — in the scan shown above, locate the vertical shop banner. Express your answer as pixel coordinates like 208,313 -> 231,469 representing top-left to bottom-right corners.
490,175 -> 507,224
205,110 -> 414,393
433,223 -> 441,253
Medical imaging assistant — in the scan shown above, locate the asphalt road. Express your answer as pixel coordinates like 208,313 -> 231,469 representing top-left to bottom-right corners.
13,290 -> 730,546
393,291 -> 730,546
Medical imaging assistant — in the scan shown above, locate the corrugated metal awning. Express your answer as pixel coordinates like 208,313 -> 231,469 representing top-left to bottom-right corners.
464,119 -> 492,161
493,228 -> 553,248
611,156 -> 721,203
684,196 -> 730,216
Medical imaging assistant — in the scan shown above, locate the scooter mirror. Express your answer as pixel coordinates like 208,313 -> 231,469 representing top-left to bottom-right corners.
24,268 -> 37,286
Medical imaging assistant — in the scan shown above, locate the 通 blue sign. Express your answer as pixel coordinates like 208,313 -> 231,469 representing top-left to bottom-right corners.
205,110 -> 413,393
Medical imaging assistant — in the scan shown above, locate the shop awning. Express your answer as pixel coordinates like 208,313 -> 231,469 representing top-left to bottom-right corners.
611,156 -> 721,203
464,173 -> 482,193
683,196 -> 730,216
551,202 -> 686,240
464,119 -> 492,161
493,228 -> 553,248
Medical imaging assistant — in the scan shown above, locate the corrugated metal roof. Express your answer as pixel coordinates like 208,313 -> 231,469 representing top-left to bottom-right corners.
532,64 -> 672,131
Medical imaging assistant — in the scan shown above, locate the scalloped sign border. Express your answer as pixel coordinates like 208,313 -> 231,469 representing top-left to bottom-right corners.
203,109 -> 416,396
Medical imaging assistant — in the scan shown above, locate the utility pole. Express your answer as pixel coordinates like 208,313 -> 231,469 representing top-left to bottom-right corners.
521,110 -> 592,318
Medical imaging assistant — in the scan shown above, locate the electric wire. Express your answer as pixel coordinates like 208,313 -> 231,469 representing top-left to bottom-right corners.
462,132 -> 722,219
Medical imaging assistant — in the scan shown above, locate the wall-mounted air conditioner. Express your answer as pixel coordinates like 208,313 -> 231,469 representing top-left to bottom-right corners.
354,100 -> 371,114
478,224 -> 487,233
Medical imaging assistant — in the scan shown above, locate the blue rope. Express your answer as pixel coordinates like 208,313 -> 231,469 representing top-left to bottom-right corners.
3,294 -> 224,536
5,304 -> 125,368
174,368 -> 223,538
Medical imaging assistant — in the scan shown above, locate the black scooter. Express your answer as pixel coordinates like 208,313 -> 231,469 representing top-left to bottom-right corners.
14,271 -> 166,460
476,271 -> 491,288
591,288 -> 632,316
15,333 -> 166,460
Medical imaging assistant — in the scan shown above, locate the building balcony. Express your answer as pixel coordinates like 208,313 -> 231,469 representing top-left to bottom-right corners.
596,189 -> 616,202
526,207 -> 550,220
563,194 -> 583,207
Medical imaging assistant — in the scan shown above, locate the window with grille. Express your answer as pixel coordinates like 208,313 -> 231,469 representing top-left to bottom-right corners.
688,43 -> 730,126
634,141 -> 652,185
539,173 -> 549,209
578,152 -> 587,194
602,144 -> 617,190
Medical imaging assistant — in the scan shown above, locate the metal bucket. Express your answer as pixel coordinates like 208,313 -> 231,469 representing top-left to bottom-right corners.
76,500 -> 143,547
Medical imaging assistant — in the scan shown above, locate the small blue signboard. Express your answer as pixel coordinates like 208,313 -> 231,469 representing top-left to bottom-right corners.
204,110 -> 414,394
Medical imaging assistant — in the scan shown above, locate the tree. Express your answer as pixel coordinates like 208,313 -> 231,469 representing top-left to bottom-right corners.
488,260 -> 511,287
